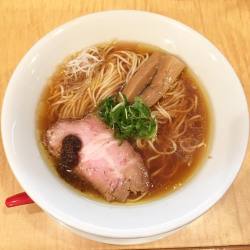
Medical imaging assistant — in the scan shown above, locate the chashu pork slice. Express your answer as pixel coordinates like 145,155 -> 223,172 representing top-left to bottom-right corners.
45,114 -> 150,202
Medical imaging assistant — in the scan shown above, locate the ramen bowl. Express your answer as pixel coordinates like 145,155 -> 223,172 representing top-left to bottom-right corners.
1,10 -> 249,244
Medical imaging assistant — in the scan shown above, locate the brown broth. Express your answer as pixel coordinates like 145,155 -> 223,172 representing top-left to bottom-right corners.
36,41 -> 212,204
136,69 -> 211,202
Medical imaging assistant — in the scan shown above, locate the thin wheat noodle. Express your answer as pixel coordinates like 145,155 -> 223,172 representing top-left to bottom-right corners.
47,42 -> 205,173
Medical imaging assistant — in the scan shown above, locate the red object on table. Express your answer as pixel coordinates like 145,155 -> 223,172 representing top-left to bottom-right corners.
5,192 -> 34,207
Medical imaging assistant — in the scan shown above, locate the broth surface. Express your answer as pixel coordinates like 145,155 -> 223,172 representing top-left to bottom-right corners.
37,41 -> 212,203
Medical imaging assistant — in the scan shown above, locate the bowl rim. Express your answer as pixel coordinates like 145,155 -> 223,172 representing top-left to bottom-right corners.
2,10 -> 249,238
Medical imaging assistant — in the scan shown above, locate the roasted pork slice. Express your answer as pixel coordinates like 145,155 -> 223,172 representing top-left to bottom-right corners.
122,52 -> 162,102
45,115 -> 150,202
140,54 -> 186,107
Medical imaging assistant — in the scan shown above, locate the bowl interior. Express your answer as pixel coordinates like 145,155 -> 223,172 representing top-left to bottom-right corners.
2,11 -> 249,238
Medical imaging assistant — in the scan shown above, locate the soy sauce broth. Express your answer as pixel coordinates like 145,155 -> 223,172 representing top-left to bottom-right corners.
36,41 -> 212,204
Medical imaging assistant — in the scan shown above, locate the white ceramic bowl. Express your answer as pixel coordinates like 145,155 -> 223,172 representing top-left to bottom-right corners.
2,10 -> 249,245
